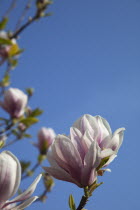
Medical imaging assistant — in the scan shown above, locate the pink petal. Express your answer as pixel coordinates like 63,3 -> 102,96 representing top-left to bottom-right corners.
43,167 -> 81,187
70,127 -> 86,160
52,135 -> 83,184
81,141 -> 101,186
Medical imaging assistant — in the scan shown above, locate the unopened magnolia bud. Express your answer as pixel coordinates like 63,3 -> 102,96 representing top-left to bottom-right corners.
37,127 -> 56,155
0,88 -> 28,118
18,122 -> 26,131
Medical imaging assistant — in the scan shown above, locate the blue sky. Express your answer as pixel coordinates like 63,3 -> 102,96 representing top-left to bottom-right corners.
0,0 -> 140,209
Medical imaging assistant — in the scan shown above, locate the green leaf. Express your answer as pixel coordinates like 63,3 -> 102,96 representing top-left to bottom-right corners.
43,174 -> 54,192
0,37 -> 12,45
89,181 -> 103,196
0,17 -> 8,30
69,194 -> 76,210
9,59 -> 18,68
96,156 -> 110,170
0,74 -> 10,87
26,88 -> 34,97
11,129 -> 20,137
30,108 -> 43,117
20,117 -> 39,127
8,43 -> 20,57
20,161 -> 31,173
0,140 -> 5,148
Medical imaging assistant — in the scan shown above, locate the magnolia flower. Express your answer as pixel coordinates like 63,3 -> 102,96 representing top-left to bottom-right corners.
73,114 -> 125,166
44,114 -> 125,187
44,134 -> 101,188
0,150 -> 42,210
0,88 -> 28,118
35,127 -> 56,154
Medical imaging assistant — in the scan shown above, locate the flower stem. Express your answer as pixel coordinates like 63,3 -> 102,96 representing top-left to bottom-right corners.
76,187 -> 90,210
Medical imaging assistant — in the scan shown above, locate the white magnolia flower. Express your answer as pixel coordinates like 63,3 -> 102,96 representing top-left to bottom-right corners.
0,151 -> 42,210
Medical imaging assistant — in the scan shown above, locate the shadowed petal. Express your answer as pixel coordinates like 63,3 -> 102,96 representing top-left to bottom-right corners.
81,141 -> 101,186
70,127 -> 86,160
43,167 -> 81,187
52,135 -> 83,183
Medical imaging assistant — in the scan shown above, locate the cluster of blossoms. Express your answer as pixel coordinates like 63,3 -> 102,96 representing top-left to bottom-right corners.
44,114 -> 125,187
0,31 -> 18,64
0,86 -> 125,208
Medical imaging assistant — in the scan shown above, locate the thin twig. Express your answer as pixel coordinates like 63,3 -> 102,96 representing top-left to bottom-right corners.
0,122 -> 14,135
3,0 -> 17,18
2,137 -> 18,148
22,162 -> 40,180
11,15 -> 38,39
15,0 -> 33,31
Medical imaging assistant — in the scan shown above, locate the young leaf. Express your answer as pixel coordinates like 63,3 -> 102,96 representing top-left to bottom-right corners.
30,108 -> 43,117
0,37 -> 12,45
8,43 -> 19,57
0,17 -> 8,30
69,194 -> 76,210
0,74 -> 10,87
20,117 -> 39,127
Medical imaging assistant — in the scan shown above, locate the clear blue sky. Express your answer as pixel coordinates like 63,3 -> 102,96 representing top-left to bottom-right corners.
0,0 -> 140,209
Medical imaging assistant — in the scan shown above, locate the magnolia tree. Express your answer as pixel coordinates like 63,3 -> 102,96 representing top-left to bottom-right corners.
0,1 -> 125,210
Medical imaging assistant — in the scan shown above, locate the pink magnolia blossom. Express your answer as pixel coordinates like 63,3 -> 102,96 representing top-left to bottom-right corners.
44,114 -> 125,187
0,151 -> 42,210
73,114 -> 125,166
44,134 -> 101,188
36,127 -> 56,154
0,88 -> 28,118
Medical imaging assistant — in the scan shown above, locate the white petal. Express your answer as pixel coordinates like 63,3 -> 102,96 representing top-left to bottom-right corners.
103,154 -> 117,167
11,196 -> 38,210
10,174 -> 42,203
0,151 -> 21,202
101,148 -> 115,158
112,128 -> 125,151
95,116 -> 111,144
73,114 -> 97,137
